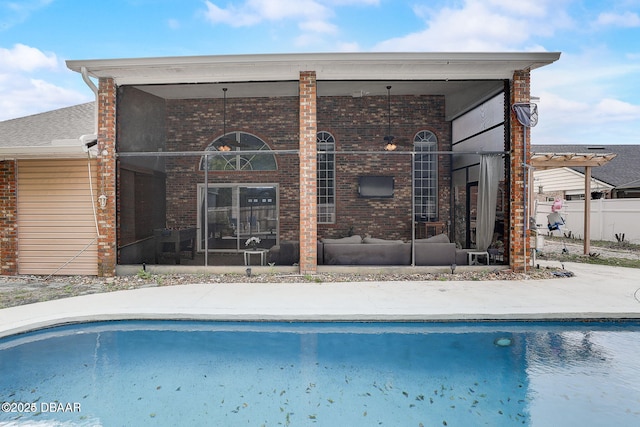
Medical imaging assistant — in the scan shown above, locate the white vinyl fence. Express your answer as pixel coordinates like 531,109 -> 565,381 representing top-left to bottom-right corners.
535,198 -> 640,244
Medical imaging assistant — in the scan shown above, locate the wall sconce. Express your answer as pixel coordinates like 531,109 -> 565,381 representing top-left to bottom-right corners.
98,194 -> 107,209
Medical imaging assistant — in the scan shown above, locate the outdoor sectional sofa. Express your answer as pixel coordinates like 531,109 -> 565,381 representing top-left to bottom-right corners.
316,234 -> 469,266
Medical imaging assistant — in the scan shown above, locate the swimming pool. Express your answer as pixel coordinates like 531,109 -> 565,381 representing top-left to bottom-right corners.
1,321 -> 639,426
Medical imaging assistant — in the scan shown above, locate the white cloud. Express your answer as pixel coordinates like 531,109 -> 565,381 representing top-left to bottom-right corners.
376,0 -> 573,52
0,44 -> 90,121
595,98 -> 640,122
167,18 -> 180,30
0,76 -> 91,121
299,19 -> 338,34
596,11 -> 640,28
202,0 -> 330,27
531,88 -> 640,145
0,43 -> 58,72
531,47 -> 640,144
201,0 -> 378,35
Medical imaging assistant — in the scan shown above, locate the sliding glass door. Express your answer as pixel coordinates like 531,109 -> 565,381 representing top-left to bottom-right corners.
198,184 -> 278,252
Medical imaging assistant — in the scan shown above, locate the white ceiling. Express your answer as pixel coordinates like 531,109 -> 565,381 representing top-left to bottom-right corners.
133,80 -> 505,121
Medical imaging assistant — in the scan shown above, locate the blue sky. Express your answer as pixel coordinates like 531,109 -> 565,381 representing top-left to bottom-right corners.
1,0 -> 639,145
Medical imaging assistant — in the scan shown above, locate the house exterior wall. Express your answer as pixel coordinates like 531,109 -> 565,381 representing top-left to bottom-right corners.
16,159 -> 98,275
163,96 -> 301,240
316,94 -> 450,239
154,89 -> 449,252
533,167 -> 613,201
0,160 -> 17,275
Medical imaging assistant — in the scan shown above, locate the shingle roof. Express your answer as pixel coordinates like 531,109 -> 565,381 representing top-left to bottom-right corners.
532,144 -> 640,188
0,102 -> 94,148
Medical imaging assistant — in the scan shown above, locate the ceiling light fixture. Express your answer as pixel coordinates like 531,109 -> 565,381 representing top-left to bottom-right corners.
384,85 -> 396,151
218,87 -> 232,152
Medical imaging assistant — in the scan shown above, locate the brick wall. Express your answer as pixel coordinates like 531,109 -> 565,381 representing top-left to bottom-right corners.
164,96 -> 301,241
317,94 -> 450,240
97,78 -> 117,276
0,160 -> 17,275
509,69 -> 531,271
121,86 -> 450,270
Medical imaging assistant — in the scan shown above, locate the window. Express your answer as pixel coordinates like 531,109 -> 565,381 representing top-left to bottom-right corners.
200,132 -> 276,171
414,130 -> 438,221
317,131 -> 335,223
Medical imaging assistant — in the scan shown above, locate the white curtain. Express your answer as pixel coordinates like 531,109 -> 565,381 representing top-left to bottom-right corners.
475,154 -> 502,250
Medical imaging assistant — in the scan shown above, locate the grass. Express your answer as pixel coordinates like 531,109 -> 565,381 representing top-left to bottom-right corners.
545,235 -> 640,251
540,236 -> 640,269
546,253 -> 640,269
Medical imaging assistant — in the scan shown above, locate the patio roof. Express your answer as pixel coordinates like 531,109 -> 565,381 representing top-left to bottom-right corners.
66,52 -> 560,121
66,52 -> 561,84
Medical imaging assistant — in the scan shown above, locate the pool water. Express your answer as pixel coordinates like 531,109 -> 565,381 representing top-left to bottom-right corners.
1,321 -> 639,426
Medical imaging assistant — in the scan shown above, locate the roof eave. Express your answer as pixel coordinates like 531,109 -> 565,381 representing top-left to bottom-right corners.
66,52 -> 561,85
0,144 -> 88,160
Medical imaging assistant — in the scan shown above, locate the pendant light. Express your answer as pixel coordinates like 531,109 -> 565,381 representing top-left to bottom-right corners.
384,85 -> 396,151
218,87 -> 232,152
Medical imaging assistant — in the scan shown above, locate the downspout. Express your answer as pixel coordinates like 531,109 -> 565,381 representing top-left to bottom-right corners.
81,66 -> 99,136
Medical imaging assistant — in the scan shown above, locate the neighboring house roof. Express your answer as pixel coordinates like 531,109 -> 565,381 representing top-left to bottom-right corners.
616,178 -> 640,190
532,144 -> 640,188
0,102 -> 94,159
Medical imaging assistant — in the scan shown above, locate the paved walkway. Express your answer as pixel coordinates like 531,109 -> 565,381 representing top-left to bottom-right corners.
1,261 -> 639,338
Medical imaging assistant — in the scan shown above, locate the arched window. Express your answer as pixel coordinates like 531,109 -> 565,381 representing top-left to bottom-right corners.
200,132 -> 277,171
414,130 -> 438,221
317,131 -> 335,223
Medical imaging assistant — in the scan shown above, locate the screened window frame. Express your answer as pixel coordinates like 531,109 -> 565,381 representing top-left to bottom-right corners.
199,131 -> 277,171
317,131 -> 336,224
414,130 -> 438,221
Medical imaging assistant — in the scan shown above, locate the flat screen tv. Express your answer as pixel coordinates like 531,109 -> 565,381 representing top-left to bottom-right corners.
358,176 -> 394,198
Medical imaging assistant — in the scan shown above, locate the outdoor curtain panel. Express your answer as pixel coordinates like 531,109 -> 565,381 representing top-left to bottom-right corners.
475,154 -> 502,251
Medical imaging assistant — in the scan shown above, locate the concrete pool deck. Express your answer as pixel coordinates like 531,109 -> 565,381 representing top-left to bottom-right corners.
1,260 -> 639,338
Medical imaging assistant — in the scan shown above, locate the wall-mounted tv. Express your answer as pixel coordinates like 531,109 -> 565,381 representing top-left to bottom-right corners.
358,176 -> 394,198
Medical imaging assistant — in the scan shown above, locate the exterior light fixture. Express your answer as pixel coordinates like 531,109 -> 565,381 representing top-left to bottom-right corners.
383,85 -> 396,151
98,194 -> 107,209
218,87 -> 232,152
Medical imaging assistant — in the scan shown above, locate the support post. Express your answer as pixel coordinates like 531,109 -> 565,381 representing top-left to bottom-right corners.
584,166 -> 591,255
298,71 -> 318,274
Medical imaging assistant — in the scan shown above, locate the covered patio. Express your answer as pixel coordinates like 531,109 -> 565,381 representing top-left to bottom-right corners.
63,52 -> 560,276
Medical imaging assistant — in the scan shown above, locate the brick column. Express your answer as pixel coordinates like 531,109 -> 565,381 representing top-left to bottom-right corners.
509,69 -> 531,272
299,71 -> 318,274
97,78 -> 117,276
0,160 -> 17,276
